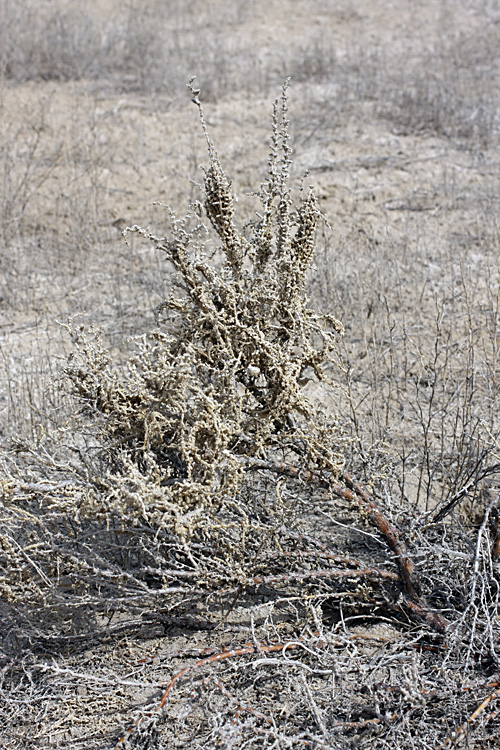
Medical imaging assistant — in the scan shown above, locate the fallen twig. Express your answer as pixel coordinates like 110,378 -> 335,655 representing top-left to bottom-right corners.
438,685 -> 500,748
113,639 -> 302,748
114,630 -> 440,747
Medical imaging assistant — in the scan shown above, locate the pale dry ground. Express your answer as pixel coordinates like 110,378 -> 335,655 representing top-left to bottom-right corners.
2,1 -> 500,748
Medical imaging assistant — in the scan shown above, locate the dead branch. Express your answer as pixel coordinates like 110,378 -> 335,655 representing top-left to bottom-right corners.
113,639 -> 302,748
245,456 -> 449,633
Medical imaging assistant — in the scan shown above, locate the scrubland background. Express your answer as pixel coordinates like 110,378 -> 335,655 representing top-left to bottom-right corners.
1,1 -> 500,748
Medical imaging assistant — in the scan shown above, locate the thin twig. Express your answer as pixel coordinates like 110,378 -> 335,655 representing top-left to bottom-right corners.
438,685 -> 500,748
212,677 -> 274,726
113,639 -> 302,748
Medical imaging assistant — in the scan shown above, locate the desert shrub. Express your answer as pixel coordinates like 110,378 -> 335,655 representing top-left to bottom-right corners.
63,80 -> 344,542
0,83 -> 349,623
2,83 -> 500,750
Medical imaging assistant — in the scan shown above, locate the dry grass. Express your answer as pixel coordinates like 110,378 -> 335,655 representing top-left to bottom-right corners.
2,1 -> 500,748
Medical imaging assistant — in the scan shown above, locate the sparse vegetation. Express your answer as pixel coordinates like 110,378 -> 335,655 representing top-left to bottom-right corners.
2,2 -> 500,749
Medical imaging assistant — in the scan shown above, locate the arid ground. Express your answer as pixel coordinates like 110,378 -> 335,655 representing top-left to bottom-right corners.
2,1 -> 500,748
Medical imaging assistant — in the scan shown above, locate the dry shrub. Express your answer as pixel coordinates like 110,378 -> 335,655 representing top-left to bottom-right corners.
2,84 -> 500,750
0,0 -> 277,99
62,80 -> 344,550
0,83 -> 347,628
